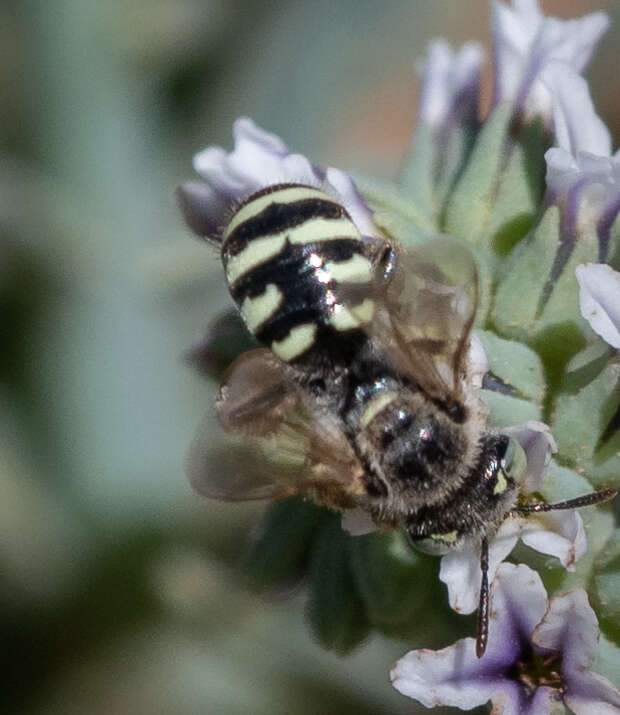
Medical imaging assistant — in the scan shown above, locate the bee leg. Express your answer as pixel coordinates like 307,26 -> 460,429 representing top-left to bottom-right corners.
512,487 -> 617,514
476,535 -> 489,658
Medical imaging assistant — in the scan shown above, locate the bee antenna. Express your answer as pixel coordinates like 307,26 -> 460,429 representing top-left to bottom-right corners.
513,487 -> 617,515
476,535 -> 489,659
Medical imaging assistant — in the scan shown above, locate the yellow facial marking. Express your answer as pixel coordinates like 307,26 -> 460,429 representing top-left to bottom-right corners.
360,391 -> 399,428
225,186 -> 332,239
494,471 -> 508,495
225,234 -> 287,284
241,283 -> 283,332
271,323 -> 317,361
324,253 -> 373,283
430,530 -> 458,543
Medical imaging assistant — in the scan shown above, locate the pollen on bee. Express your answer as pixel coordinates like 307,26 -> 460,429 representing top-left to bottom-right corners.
308,253 -> 323,267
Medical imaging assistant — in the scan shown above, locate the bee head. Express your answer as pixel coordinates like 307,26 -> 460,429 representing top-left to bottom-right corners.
406,433 -> 525,555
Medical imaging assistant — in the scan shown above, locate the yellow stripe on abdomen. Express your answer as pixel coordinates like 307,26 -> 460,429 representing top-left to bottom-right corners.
225,186 -> 335,239
271,323 -> 317,361
225,233 -> 287,284
241,283 -> 283,332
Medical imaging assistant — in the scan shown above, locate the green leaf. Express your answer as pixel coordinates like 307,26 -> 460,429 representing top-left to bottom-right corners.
607,213 -> 620,270
306,516 -> 370,654
399,122 -> 436,223
476,330 -> 545,403
590,429 -> 620,489
563,342 -> 612,392
492,206 -> 561,341
488,119 -> 545,256
594,634 -> 620,686
348,531 -> 434,633
444,104 -> 512,247
552,361 -> 620,482
478,389 -> 541,427
352,172 -> 436,234
371,210 -> 438,248
434,125 -> 478,213
443,105 -> 542,260
593,529 -> 620,644
243,498 -> 329,589
537,225 -> 599,335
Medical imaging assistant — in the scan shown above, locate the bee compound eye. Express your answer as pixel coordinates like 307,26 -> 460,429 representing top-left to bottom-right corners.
407,531 -> 461,555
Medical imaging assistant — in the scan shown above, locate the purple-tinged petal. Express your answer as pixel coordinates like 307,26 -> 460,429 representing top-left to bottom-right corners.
492,0 -> 609,121
532,590 -> 620,713
441,504 -> 585,615
185,118 -> 377,242
543,63 -> 611,157
393,565 -> 550,714
533,589 -> 598,671
391,639 -> 523,713
416,39 -> 484,128
576,263 -> 620,349
564,671 -> 620,715
522,687 -> 562,715
340,508 -> 377,536
324,167 -> 375,237
176,180 -> 229,238
193,117 -> 320,199
545,149 -> 620,253
502,420 -> 557,493
439,518 -> 521,615
519,510 -> 586,571
488,563 -> 549,656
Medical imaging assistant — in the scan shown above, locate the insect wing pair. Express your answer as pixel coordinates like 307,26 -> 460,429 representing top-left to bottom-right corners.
186,235 -> 479,508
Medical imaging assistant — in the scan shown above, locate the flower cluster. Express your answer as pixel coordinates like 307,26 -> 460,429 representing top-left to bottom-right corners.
178,0 -> 619,712
392,563 -> 620,714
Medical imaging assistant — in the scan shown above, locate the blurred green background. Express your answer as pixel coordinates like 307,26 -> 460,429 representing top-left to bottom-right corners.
2,1 -> 619,713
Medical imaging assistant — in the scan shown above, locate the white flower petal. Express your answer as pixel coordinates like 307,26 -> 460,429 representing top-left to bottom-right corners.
545,148 -> 620,238
523,687 -> 563,715
490,563 -> 549,650
393,565 -> 550,714
194,117 -> 320,196
439,518 -> 521,615
520,510 -> 586,571
468,332 -> 489,388
417,39 -> 484,128
186,118 -> 377,241
565,670 -> 620,715
340,508 -> 377,536
545,146 -> 581,202
176,180 -> 230,238
531,589 -> 620,713
532,589 -> 599,671
492,0 -> 609,120
391,638 -> 519,711
324,167 -> 376,236
543,63 -> 611,157
503,420 -> 557,493
576,263 -> 620,348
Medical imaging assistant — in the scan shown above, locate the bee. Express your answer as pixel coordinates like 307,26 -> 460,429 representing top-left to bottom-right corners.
183,182 -> 616,657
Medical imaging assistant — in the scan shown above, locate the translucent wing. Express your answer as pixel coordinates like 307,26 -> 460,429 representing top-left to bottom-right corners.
364,236 -> 479,404
186,307 -> 258,380
186,348 -> 365,503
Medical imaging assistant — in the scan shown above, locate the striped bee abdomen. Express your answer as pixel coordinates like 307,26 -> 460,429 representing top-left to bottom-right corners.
222,184 -> 375,363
